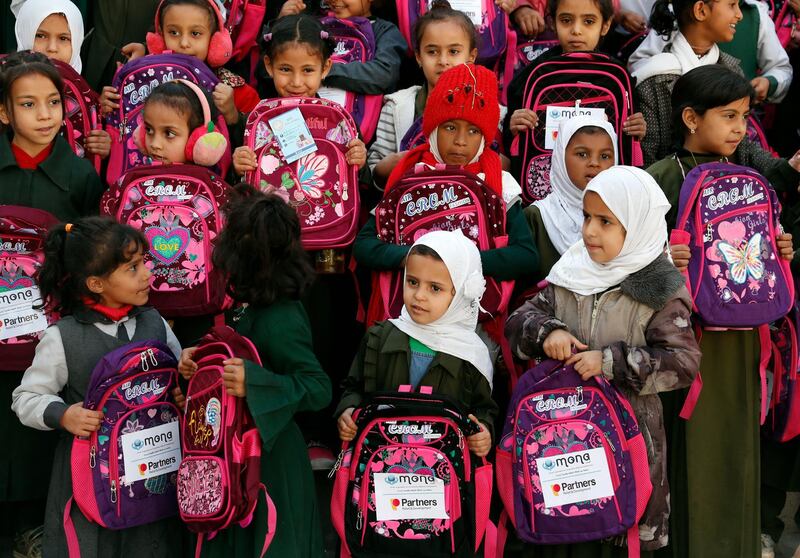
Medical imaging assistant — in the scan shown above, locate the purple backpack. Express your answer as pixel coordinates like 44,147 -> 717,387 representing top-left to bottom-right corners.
496,360 -> 651,552
64,341 -> 180,557
673,162 -> 794,328
399,118 -> 425,152
105,53 -> 231,185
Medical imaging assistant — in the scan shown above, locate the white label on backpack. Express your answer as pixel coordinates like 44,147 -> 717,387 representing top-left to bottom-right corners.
317,87 -> 349,110
268,107 -> 318,164
432,0 -> 483,25
374,472 -> 449,520
537,447 -> 615,509
120,420 -> 181,485
544,106 -> 607,149
0,286 -> 47,341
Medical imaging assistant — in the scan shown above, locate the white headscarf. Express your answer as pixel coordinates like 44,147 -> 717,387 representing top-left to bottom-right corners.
533,116 -> 618,255
631,30 -> 720,83
546,166 -> 671,296
15,0 -> 85,73
389,230 -> 494,387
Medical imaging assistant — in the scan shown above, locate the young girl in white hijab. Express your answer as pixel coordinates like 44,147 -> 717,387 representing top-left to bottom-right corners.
336,229 -> 498,457
525,115 -> 618,276
506,166 -> 702,555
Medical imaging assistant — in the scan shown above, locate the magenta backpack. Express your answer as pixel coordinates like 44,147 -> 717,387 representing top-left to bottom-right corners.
0,207 -> 58,370
510,51 -> 643,203
243,97 -> 361,250
64,341 -> 181,557
319,16 -> 383,143
366,167 -> 513,325
495,360 -> 651,555
105,53 -> 231,185
775,0 -> 797,47
763,306 -> 800,442
746,115 -> 779,157
330,385 -> 494,558
498,30 -> 558,104
177,325 -> 276,558
223,0 -> 267,61
52,60 -> 101,173
672,162 -> 794,328
100,164 -> 230,318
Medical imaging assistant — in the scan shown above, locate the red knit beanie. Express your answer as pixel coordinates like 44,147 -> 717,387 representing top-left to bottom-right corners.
422,64 -> 501,141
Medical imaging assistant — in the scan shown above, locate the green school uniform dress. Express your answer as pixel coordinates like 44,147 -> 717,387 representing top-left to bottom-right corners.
522,204 -> 561,280
199,300 -> 332,558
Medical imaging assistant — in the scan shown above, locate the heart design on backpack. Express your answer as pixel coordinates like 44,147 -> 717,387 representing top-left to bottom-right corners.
145,226 -> 190,264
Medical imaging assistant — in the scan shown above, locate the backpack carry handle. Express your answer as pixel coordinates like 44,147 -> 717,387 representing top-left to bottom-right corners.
398,384 -> 433,395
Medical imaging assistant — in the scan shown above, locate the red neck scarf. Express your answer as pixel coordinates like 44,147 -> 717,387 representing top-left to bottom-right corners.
11,142 -> 53,170
84,299 -> 134,322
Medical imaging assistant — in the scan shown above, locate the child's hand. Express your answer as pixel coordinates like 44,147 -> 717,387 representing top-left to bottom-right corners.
466,414 -> 491,457
788,149 -> 800,172
233,146 -> 258,176
510,109 -> 538,136
616,10 -> 647,34
777,232 -> 794,261
346,139 -> 367,168
566,350 -> 604,380
513,6 -> 545,36
85,130 -> 112,159
213,83 -> 239,125
120,42 -> 146,63
670,243 -> 691,272
178,347 -> 198,380
172,386 -> 186,411
495,0 -> 517,14
222,358 -> 247,398
337,407 -> 358,441
278,0 -> 306,17
99,86 -> 121,116
750,77 -> 770,103
623,112 -> 646,140
543,329 -> 588,361
61,403 -> 104,437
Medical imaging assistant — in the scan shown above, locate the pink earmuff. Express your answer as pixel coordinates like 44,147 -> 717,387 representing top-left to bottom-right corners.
176,79 -> 228,167
146,0 -> 232,67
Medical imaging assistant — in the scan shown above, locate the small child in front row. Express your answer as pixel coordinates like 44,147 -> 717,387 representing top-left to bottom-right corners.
179,184 -> 332,557
337,229 -> 498,455
11,217 -> 184,557
506,166 -> 702,556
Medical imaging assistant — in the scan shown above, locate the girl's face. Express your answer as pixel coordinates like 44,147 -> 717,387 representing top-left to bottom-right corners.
33,13 -> 73,65
403,253 -> 455,325
695,0 -> 742,43
555,0 -> 612,52
88,246 -> 152,308
564,131 -> 615,190
682,96 -> 749,157
328,0 -> 371,19
264,44 -> 333,98
0,73 -> 62,156
143,101 -> 191,164
415,20 -> 477,89
582,191 -> 626,263
161,4 -> 214,63
436,119 -> 483,166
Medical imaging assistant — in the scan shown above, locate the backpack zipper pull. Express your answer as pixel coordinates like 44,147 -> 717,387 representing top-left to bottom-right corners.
356,509 -> 363,530
327,450 -> 345,479
119,117 -> 126,142
89,445 -> 96,468
140,351 -> 149,372
149,349 -> 158,367
604,431 -> 616,452
704,222 -> 713,243
110,480 -> 118,503
576,386 -> 583,404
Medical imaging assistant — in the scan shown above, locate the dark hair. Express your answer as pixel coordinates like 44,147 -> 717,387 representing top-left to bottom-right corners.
408,244 -> 443,261
261,14 -> 335,63
547,0 -> 614,25
37,217 -> 148,315
670,65 -> 754,143
572,125 -> 612,138
158,0 -> 218,34
412,0 -> 478,52
649,0 -> 711,37
0,51 -> 64,133
144,81 -> 210,131
212,183 -> 314,305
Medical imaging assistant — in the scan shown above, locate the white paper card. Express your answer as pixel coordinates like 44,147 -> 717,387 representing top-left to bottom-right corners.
317,87 -> 349,109
268,107 -> 318,164
120,421 -> 181,485
432,0 -> 483,25
0,286 -> 48,341
374,472 -> 449,520
537,447 -> 615,509
544,105 -> 607,149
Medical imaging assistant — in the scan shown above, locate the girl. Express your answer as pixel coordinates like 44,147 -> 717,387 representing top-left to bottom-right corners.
646,64 -> 798,558
526,115 -> 618,276
504,0 -> 647,152
337,230 -> 497,455
506,165 -> 703,556
11,217 -> 184,557
178,184 -> 332,557
15,0 -> 113,161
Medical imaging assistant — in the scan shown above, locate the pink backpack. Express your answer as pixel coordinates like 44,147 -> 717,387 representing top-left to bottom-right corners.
0,206 -> 58,370
223,0 -> 267,61
243,97 -> 361,250
498,30 -> 558,104
52,60 -> 101,173
330,385 -> 495,558
763,306 -> 800,442
100,164 -> 230,318
177,325 -> 276,558
775,0 -> 797,47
